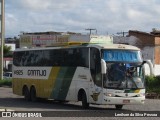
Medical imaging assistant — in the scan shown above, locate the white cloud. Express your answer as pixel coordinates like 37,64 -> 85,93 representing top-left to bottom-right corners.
20,0 -> 50,10
5,14 -> 19,37
128,9 -> 141,19
17,0 -> 81,12
5,0 -> 160,37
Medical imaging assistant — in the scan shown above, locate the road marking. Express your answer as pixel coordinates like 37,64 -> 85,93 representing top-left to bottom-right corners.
0,108 -> 14,111
0,109 -> 5,111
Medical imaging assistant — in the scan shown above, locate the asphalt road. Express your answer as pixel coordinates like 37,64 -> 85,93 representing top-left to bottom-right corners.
0,87 -> 160,120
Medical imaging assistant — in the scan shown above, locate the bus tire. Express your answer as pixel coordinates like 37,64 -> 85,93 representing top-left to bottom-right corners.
82,92 -> 89,109
115,105 -> 123,110
23,86 -> 30,101
30,86 -> 37,102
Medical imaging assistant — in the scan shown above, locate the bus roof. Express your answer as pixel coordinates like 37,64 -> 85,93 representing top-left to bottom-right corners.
87,44 -> 140,50
14,44 -> 140,52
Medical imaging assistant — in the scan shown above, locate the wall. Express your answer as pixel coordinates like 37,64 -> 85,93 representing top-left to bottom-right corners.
20,34 -> 113,48
154,37 -> 160,64
155,36 -> 160,45
4,61 -> 12,71
5,43 -> 16,51
128,31 -> 155,46
113,36 -> 138,45
155,46 -> 160,64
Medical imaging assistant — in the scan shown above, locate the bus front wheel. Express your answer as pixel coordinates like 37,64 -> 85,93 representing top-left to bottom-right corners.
82,92 -> 89,109
115,105 -> 123,110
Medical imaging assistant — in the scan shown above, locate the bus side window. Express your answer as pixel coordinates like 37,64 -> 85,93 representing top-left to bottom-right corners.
90,48 -> 101,87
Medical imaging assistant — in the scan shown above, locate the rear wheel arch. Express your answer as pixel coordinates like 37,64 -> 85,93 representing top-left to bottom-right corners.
30,85 -> 36,91
22,85 -> 30,101
22,85 -> 29,95
30,85 -> 37,102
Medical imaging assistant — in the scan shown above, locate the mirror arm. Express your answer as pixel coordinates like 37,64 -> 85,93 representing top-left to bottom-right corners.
101,59 -> 106,74
143,60 -> 154,76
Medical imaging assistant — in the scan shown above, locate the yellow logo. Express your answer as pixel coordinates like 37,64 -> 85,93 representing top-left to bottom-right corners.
91,92 -> 100,101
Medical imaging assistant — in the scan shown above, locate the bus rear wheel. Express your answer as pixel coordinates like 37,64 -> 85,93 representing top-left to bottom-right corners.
115,105 -> 123,110
23,86 -> 30,101
30,87 -> 37,102
82,92 -> 89,109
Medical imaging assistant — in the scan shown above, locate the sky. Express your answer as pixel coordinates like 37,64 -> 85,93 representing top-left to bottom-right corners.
4,0 -> 160,37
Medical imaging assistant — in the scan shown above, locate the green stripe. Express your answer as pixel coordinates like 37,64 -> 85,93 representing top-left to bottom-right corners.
124,89 -> 138,93
50,67 -> 76,100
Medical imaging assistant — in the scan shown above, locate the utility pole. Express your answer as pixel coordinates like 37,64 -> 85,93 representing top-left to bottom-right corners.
0,0 -> 5,80
117,31 -> 128,37
85,28 -> 97,35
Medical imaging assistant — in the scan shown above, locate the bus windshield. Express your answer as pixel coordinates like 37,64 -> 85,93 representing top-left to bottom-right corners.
102,50 -> 142,63
102,50 -> 145,89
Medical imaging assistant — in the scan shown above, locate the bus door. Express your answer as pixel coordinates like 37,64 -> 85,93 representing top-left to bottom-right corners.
89,48 -> 103,104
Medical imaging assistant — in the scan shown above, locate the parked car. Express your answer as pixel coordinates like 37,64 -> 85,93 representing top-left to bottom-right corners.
3,72 -> 12,79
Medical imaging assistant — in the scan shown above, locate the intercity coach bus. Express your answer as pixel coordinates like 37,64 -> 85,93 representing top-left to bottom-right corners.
12,43 -> 153,109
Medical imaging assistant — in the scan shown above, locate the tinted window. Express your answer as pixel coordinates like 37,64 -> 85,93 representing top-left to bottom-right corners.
13,47 -> 89,68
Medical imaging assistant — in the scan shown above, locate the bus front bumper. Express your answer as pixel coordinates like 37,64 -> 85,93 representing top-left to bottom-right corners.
103,96 -> 145,105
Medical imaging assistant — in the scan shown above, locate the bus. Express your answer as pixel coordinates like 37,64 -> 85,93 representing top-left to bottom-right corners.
12,43 -> 153,109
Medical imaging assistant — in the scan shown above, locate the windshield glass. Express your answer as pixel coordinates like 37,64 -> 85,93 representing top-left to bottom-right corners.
103,62 -> 145,89
102,50 -> 142,63
102,49 -> 144,89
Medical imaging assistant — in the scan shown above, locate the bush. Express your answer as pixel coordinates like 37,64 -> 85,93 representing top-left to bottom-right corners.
145,76 -> 160,94
0,79 -> 12,87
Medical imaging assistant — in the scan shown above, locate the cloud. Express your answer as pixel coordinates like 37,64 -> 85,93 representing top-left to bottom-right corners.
9,0 -> 81,12
20,0 -> 51,10
5,0 -> 160,37
5,14 -> 18,37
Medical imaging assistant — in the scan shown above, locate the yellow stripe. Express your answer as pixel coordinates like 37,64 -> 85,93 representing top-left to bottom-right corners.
42,67 -> 60,98
13,67 -> 61,98
134,89 -> 140,93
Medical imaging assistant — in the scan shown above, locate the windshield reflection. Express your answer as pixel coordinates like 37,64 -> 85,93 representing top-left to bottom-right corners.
104,63 -> 145,89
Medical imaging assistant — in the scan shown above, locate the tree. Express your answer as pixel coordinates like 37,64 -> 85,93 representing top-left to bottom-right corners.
0,45 -> 12,57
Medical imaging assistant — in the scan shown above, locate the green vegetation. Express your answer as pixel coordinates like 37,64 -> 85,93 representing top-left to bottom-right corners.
0,45 -> 12,57
146,76 -> 160,94
3,45 -> 12,57
0,79 -> 12,87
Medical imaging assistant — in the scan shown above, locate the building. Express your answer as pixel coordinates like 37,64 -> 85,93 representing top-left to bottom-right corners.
19,31 -> 79,48
5,37 -> 20,48
128,30 -> 160,65
113,30 -> 160,76
19,31 -> 113,48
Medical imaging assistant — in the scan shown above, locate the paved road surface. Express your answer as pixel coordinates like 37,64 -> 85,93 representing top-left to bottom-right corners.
0,87 -> 159,120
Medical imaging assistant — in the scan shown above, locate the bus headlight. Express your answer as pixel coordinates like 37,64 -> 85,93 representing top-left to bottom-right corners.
137,93 -> 145,97
105,93 -> 114,97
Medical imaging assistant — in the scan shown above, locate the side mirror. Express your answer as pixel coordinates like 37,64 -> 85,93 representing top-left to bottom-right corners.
101,59 -> 106,74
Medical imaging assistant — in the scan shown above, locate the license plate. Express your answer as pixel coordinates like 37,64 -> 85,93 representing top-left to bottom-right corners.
123,100 -> 130,103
